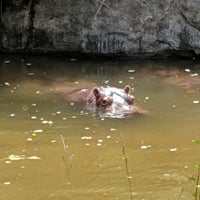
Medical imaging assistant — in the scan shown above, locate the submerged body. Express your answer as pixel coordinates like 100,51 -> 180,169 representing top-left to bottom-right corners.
65,85 -> 147,118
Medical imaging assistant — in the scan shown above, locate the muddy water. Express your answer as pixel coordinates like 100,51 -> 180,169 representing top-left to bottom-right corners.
0,55 -> 200,200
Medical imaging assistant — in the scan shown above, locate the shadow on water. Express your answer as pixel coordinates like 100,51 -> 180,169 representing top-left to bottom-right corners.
1,55 -> 200,199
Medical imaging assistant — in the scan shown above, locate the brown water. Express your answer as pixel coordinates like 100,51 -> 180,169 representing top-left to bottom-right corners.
0,55 -> 200,200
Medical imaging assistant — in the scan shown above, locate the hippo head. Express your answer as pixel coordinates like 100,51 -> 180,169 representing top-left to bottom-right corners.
87,85 -> 138,118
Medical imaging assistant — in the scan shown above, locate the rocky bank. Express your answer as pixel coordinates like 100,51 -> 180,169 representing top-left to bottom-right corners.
0,0 -> 200,58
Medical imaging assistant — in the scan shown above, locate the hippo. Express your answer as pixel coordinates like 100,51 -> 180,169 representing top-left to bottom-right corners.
72,85 -> 147,118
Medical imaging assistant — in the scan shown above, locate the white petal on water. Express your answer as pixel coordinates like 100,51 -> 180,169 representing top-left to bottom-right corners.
97,143 -> 102,147
27,138 -> 32,141
185,68 -> 191,72
4,182 -> 11,185
26,63 -> 32,66
9,113 -> 15,117
36,90 -> 41,94
84,127 -> 90,130
28,72 -> 34,76
81,136 -> 92,140
191,73 -> 198,77
106,135 -> 111,139
33,129 -> 43,133
27,156 -> 41,160
98,139 -> 103,143
4,60 -> 10,64
193,100 -> 199,104
140,145 -> 152,149
128,69 -> 135,73
163,173 -> 170,177
110,128 -> 116,131
4,82 -> 10,86
169,148 -> 177,152
5,160 -> 12,164
42,120 -> 53,125
8,155 -> 24,161
31,116 -> 37,119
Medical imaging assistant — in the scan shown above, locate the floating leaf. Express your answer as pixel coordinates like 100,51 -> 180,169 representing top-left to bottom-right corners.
189,176 -> 196,182
192,163 -> 200,168
192,139 -> 200,144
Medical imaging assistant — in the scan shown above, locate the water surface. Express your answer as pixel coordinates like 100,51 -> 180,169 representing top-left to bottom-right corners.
1,55 -> 200,200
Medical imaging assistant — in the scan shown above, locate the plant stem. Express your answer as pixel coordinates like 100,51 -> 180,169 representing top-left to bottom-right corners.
118,133 -> 133,200
195,166 -> 200,200
60,134 -> 72,183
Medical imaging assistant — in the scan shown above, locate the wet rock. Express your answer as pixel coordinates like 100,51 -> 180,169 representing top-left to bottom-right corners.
1,0 -> 200,58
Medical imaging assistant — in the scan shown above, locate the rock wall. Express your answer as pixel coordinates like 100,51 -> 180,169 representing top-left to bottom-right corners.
0,0 -> 200,58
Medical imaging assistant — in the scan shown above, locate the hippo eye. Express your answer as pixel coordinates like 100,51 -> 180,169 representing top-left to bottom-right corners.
102,99 -> 107,105
101,97 -> 113,106
126,95 -> 135,105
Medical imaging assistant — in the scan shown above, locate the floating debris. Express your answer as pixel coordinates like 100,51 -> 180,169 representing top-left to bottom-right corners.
26,63 -> 32,66
81,136 -> 92,140
28,156 -> 41,160
118,80 -> 123,84
193,100 -> 199,104
33,129 -> 43,133
42,120 -> 53,125
4,60 -> 10,64
185,69 -> 191,72
8,155 -> 24,161
191,73 -> 198,77
169,148 -> 177,152
9,113 -> 15,117
163,173 -> 170,177
8,154 -> 41,161
27,138 -> 32,141
128,69 -> 135,73
4,182 -> 11,185
36,90 -> 41,94
4,82 -> 11,86
31,116 -> 37,119
5,160 -> 12,164
28,72 -> 34,76
140,145 -> 152,149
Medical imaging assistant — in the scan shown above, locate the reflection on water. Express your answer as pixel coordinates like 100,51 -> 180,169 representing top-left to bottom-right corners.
1,55 -> 200,199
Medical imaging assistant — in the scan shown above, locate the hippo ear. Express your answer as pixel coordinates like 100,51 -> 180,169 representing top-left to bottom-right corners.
93,88 -> 100,97
124,85 -> 131,94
